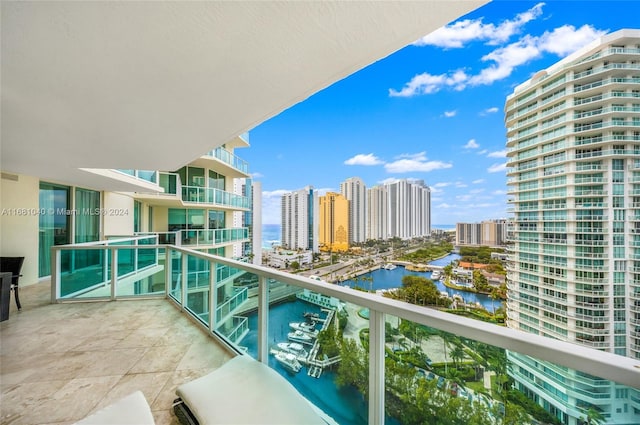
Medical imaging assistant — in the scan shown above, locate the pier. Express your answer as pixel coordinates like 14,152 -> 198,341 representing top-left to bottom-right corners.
299,309 -> 342,378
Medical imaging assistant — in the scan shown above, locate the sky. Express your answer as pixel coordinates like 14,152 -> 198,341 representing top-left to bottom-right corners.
240,1 -> 640,226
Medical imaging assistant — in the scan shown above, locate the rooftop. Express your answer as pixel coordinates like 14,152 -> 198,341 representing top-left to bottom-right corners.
0,282 -> 233,425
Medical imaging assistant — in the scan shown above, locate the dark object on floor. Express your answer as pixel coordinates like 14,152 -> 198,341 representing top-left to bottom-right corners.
0,256 -> 25,312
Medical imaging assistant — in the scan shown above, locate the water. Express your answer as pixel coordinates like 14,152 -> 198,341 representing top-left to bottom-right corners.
262,223 -> 281,249
242,301 -> 369,425
240,252 -> 501,424
343,253 -> 502,313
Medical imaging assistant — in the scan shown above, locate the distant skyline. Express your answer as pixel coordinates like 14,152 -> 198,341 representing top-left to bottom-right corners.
240,1 -> 640,225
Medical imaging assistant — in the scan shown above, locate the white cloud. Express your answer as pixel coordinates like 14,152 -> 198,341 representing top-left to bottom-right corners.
433,182 -> 451,188
391,3 -> 605,98
413,3 -> 544,48
493,189 -> 508,195
477,149 -> 488,155
389,69 -> 468,97
469,188 -> 485,194
481,107 -> 499,115
436,203 -> 454,209
344,153 -> 384,166
261,189 -> 290,224
378,177 -> 400,185
487,150 -> 507,158
384,151 -> 452,173
455,182 -> 468,188
250,172 -> 264,178
472,179 -> 485,184
464,139 -> 479,149
430,187 -> 443,193
444,110 -> 457,118
488,163 -> 507,173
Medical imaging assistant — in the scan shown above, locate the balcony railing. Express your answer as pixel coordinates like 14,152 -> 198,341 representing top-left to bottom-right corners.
206,146 -> 249,174
50,244 -> 640,424
182,185 -> 249,209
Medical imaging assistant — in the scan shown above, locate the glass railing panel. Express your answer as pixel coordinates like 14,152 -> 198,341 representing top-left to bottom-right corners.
115,251 -> 166,297
169,248 -> 182,303
109,240 -> 135,277
137,237 -> 158,269
136,170 -> 157,183
240,279 -> 371,424
59,248 -> 109,298
185,253 -> 211,325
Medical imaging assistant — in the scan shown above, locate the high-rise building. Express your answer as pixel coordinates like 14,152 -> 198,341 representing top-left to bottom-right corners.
505,29 -> 640,424
340,177 -> 367,244
456,219 -> 508,247
387,179 -> 431,239
319,191 -> 349,252
280,186 -> 319,252
367,185 -> 389,241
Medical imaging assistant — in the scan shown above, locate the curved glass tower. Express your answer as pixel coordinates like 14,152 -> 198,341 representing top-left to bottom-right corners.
505,29 -> 640,424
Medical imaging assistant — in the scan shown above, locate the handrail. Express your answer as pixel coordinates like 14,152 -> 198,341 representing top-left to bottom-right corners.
50,243 -> 640,419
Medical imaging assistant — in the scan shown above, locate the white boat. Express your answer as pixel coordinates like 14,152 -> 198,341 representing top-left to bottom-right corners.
289,321 -> 318,336
288,330 -> 314,345
384,263 -> 397,270
431,271 -> 441,280
274,351 -> 302,373
277,342 -> 308,358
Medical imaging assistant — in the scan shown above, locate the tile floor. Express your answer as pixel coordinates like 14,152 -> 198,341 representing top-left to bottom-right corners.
1,281 -> 234,425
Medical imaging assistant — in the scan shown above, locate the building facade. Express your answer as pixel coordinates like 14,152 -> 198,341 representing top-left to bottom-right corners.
367,185 -> 389,241
505,29 -> 640,424
340,177 -> 367,244
319,191 -> 349,252
280,186 -> 319,252
456,219 -> 508,247
387,179 -> 431,240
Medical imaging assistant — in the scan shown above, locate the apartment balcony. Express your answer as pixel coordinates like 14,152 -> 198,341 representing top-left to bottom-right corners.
2,243 -> 639,425
136,172 -> 250,211
196,146 -> 250,178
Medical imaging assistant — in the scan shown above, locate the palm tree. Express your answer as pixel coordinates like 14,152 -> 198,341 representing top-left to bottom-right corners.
450,345 -> 465,370
582,406 -> 605,425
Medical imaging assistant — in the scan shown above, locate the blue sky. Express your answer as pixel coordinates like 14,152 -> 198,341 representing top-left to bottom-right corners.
241,1 -> 640,225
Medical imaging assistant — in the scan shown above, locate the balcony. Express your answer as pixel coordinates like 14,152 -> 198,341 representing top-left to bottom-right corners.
2,243 -> 639,425
139,172 -> 250,211
202,146 -> 250,177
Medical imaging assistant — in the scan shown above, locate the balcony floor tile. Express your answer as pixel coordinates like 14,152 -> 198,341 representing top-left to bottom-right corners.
1,281 -> 233,425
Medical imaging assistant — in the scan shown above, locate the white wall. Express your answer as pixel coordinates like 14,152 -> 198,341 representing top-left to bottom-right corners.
103,192 -> 135,236
0,173 -> 40,285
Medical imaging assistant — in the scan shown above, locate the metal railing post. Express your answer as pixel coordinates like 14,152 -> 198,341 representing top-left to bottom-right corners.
110,248 -> 118,301
181,253 -> 188,311
165,246 -> 172,298
257,275 -> 269,363
369,309 -> 385,425
209,259 -> 217,334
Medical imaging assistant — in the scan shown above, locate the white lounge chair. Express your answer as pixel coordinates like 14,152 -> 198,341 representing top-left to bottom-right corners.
174,355 -> 326,424
74,390 -> 155,425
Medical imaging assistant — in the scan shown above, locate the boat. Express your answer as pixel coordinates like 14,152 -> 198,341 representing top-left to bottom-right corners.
303,312 -> 320,321
289,321 -> 318,336
274,351 -> 302,373
384,263 -> 397,270
288,330 -> 314,345
431,270 -> 441,280
276,342 -> 308,358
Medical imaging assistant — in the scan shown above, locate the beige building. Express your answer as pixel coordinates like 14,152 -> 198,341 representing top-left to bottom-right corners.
456,219 -> 508,247
319,192 -> 349,252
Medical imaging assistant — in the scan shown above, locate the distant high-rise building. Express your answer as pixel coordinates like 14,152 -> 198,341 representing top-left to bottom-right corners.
456,219 -> 507,247
367,185 -> 388,241
387,179 -> 431,239
505,29 -> 640,425
281,186 -> 319,252
340,177 -> 367,244
233,178 -> 262,264
319,192 -> 349,252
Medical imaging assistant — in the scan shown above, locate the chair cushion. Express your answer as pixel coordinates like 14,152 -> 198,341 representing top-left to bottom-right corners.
74,391 -> 155,425
176,355 -> 325,424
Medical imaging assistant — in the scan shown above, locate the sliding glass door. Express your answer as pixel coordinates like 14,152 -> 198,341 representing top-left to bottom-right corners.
39,182 -> 70,277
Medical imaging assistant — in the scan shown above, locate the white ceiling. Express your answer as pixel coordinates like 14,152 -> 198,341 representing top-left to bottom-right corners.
1,1 -> 487,191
